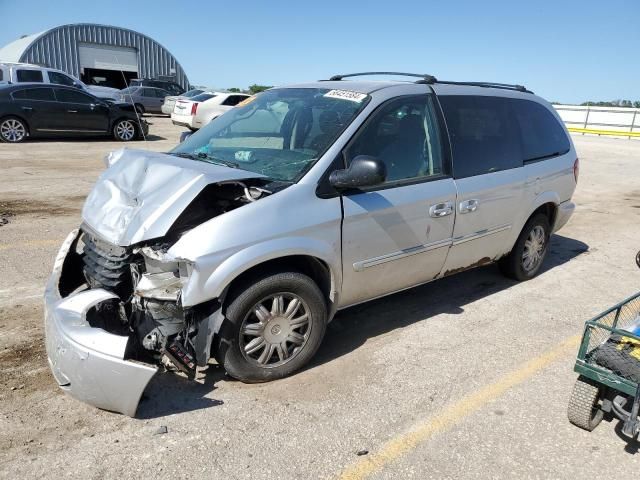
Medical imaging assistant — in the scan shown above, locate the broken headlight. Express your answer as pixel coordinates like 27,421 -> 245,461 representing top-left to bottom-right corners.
133,246 -> 193,303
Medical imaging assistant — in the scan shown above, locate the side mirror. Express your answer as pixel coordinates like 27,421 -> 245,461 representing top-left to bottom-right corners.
74,82 -> 82,89
329,155 -> 387,190
179,131 -> 193,143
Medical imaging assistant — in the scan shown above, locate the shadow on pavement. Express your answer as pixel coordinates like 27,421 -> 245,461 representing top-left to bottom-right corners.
310,234 -> 589,370
136,364 -> 226,419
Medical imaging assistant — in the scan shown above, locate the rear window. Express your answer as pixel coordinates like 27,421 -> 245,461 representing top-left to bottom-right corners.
439,95 -> 522,178
511,99 -> 570,162
191,93 -> 216,102
48,71 -> 76,86
16,69 -> 44,82
12,87 -> 55,101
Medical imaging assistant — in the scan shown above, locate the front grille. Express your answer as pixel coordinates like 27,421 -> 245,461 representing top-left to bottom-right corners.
82,233 -> 132,297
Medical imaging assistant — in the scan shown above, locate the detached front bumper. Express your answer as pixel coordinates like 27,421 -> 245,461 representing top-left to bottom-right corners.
44,230 -> 157,417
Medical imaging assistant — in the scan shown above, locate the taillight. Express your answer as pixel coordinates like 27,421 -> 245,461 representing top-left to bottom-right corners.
573,158 -> 579,183
191,103 -> 198,115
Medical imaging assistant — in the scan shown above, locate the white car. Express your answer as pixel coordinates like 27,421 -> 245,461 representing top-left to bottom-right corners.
171,91 -> 250,130
0,62 -> 120,100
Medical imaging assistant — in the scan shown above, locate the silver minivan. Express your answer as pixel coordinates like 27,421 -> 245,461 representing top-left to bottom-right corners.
44,73 -> 577,415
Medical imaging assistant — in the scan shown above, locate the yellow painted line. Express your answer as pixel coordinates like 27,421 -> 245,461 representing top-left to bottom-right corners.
0,239 -> 61,251
338,335 -> 580,480
568,127 -> 640,137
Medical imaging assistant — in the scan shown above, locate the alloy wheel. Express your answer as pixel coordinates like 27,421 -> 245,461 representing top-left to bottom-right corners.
239,293 -> 312,368
0,119 -> 26,142
115,120 -> 136,141
522,225 -> 546,272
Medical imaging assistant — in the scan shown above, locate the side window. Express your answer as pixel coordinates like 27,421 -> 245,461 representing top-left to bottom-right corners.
48,71 -> 76,86
439,95 -> 522,179
16,69 -> 44,82
12,87 -> 55,101
346,95 -> 445,183
141,88 -> 155,97
511,99 -> 570,162
54,89 -> 94,104
222,95 -> 245,107
0,69 -> 3,82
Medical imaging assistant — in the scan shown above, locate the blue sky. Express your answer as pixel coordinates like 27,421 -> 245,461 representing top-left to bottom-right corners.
0,0 -> 638,104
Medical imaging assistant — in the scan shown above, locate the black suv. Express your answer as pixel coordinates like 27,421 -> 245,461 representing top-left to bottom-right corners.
0,84 -> 149,143
129,79 -> 185,96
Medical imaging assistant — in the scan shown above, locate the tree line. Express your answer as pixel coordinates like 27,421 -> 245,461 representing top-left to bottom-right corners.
226,84 -> 272,95
554,99 -> 640,108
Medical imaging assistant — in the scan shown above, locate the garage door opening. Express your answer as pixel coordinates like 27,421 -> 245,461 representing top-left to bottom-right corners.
78,42 -> 139,90
81,68 -> 137,90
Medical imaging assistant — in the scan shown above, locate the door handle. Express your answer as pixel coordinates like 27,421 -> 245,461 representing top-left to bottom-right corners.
429,201 -> 454,218
459,199 -> 479,214
21,106 -> 33,111
67,110 -> 78,113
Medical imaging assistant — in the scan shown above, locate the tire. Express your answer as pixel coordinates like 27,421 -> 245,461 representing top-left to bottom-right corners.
568,375 -> 604,431
112,119 -> 138,141
215,272 -> 327,383
0,116 -> 28,143
499,213 -> 550,281
134,104 -> 145,115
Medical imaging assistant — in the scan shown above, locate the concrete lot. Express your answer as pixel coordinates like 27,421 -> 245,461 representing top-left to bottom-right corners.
1,118 -> 640,479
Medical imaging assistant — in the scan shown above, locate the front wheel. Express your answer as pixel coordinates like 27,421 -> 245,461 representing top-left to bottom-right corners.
499,213 -> 550,281
215,272 -> 327,383
0,116 -> 28,143
113,119 -> 137,141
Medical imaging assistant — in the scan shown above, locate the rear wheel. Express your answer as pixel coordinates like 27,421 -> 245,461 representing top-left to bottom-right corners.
113,119 -> 137,141
0,116 -> 28,143
499,213 -> 550,281
568,375 -> 604,431
215,272 -> 327,383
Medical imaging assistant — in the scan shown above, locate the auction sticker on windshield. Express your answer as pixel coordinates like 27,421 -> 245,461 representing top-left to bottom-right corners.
323,89 -> 368,103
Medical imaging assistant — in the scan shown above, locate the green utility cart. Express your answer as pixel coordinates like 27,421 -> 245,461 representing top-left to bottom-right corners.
569,290 -> 640,437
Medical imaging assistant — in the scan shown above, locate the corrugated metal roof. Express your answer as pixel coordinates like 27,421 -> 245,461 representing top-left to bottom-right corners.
0,23 -> 189,88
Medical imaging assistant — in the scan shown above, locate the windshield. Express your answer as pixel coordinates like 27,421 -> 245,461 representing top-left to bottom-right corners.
171,88 -> 370,182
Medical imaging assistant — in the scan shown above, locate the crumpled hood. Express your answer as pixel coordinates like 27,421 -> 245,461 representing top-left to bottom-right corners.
82,148 -> 264,246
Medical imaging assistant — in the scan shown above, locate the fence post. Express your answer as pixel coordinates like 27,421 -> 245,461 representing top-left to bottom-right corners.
631,110 -> 638,140
583,107 -> 590,135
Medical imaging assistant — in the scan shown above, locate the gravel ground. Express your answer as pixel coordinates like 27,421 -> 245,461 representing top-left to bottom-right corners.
1,118 -> 640,479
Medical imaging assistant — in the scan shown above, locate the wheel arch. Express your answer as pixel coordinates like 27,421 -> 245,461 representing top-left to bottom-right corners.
180,238 -> 341,315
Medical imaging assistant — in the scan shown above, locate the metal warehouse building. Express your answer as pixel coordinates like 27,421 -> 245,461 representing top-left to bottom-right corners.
0,23 -> 189,90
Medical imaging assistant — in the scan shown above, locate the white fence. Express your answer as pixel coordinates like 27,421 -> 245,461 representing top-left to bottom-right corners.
553,104 -> 640,139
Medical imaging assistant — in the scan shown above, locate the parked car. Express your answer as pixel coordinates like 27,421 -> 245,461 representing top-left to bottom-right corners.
171,91 -> 250,130
44,73 -> 577,416
118,86 -> 170,115
0,62 -> 120,100
0,83 -> 148,142
129,78 -> 184,96
161,88 -> 205,115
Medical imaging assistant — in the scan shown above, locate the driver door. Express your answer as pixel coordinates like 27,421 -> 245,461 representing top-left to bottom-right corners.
339,95 -> 457,307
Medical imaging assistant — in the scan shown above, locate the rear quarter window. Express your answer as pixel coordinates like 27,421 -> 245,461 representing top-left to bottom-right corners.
511,99 -> 570,161
16,69 -> 44,82
439,95 -> 522,179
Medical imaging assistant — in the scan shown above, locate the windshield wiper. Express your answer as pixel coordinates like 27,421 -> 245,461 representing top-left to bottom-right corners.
171,151 -> 239,168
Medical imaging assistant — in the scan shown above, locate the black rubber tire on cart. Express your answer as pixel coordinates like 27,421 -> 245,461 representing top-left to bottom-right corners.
568,375 -> 604,431
214,271 -> 327,383
499,213 -> 550,281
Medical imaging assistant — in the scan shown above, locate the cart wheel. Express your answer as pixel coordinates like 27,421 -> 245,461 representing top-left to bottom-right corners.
568,375 -> 604,431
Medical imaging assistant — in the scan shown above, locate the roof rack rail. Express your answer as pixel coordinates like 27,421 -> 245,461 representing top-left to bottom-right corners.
434,80 -> 532,93
325,72 -> 532,93
327,72 -> 438,84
